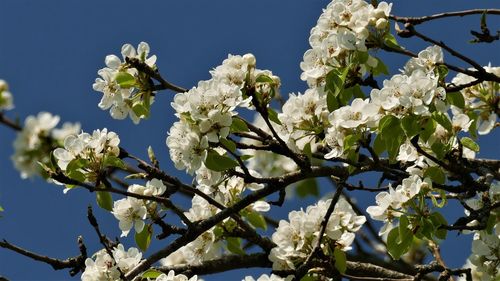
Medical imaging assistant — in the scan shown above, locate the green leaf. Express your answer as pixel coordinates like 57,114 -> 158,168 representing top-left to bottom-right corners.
401,115 -> 421,138
267,108 -> 282,125
255,75 -> 274,83
66,158 -> 89,174
383,33 -> 402,50
432,112 -> 452,132
246,211 -> 267,230
295,178 -> 319,198
420,118 -> 437,142
96,191 -> 113,211
387,226 -> 413,260
437,65 -> 448,80
303,142 -> 312,160
226,237 -> 245,255
240,155 -> 253,161
373,57 -> 389,75
67,170 -> 86,182
103,156 -> 126,169
220,138 -> 237,154
132,103 -> 149,118
204,150 -> 239,172
430,189 -> 447,209
431,141 -> 448,160
327,91 -> 340,112
373,134 -> 386,155
230,118 -> 249,132
326,70 -> 344,96
333,247 -> 347,274
420,217 -> 435,240
115,72 -> 136,88
378,115 -> 404,160
430,212 -> 448,240
135,225 -> 152,252
141,269 -> 162,279
424,166 -> 446,185
399,215 -> 410,239
147,146 -> 158,166
343,133 -> 360,152
446,92 -> 465,109
460,137 -> 480,152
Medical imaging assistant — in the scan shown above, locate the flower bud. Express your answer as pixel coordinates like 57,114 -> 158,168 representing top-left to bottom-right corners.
243,53 -> 256,66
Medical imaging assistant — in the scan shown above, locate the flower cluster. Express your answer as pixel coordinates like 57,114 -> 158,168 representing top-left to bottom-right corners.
269,197 -> 365,270
323,45 -> 445,159
93,42 -> 157,124
12,112 -> 80,179
278,87 -> 329,152
0,79 -> 14,110
167,54 -> 280,175
366,175 -> 431,235
450,65 -> 499,136
161,195 -> 223,266
53,128 -> 120,185
81,244 -> 142,281
154,270 -> 200,281
243,274 -> 292,281
243,115 -> 298,178
467,229 -> 500,280
301,0 -> 392,87
112,178 -> 166,237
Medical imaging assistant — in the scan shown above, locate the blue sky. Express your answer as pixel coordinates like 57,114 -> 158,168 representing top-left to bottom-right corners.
0,0 -> 498,280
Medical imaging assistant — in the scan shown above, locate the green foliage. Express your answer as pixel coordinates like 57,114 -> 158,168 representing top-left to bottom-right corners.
333,247 -> 347,273
267,108 -> 282,125
460,137 -> 480,152
226,237 -> 245,255
135,225 -> 153,251
204,150 -> 239,172
230,118 -> 250,133
295,178 -> 320,198
96,191 -> 113,211
246,211 -> 267,230
387,216 -> 414,260
115,72 -> 136,88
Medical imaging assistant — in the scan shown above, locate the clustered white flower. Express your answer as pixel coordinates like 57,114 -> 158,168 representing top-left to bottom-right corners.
450,65 -> 499,136
278,87 -> 329,152
12,112 -> 80,179
366,175 -> 431,235
461,180 -> 500,278
243,115 -> 298,178
53,128 -> 120,183
243,274 -> 292,281
323,45 -> 445,159
467,229 -> 500,281
93,42 -> 157,124
0,79 -> 14,110
155,270 -> 200,281
112,178 -> 166,237
269,197 -> 365,270
167,53 -> 280,175
161,195 -> 223,266
81,244 -> 142,281
301,0 -> 392,87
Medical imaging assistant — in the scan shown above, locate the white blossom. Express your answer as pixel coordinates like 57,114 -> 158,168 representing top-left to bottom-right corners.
269,197 -> 365,270
366,175 -> 430,235
301,0 -> 392,87
0,79 -> 14,110
81,245 -> 142,281
243,274 -> 293,281
155,271 -> 199,281
112,197 -> 147,237
12,112 -> 80,179
93,42 -> 157,124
